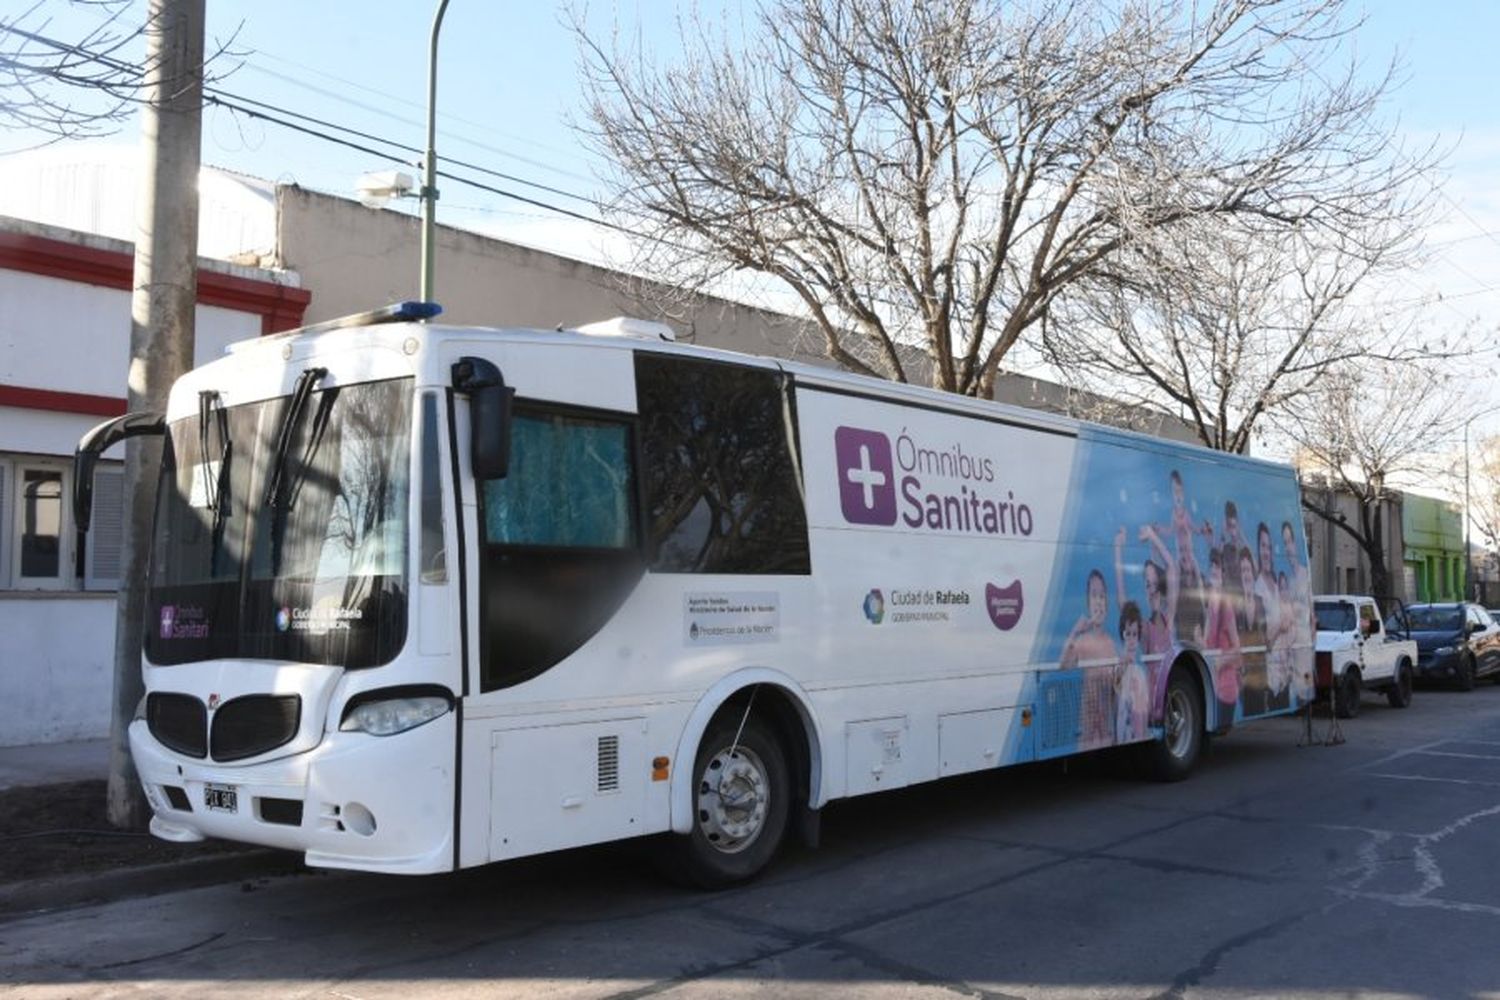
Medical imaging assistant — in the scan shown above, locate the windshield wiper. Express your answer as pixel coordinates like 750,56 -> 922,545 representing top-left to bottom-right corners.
262,367 -> 327,510
197,390 -> 233,574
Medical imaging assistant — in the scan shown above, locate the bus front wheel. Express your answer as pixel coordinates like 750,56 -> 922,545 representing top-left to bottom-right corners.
1139,667 -> 1203,782
674,715 -> 791,889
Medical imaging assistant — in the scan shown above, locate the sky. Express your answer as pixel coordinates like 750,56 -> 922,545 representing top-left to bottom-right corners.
9,0 -> 1500,452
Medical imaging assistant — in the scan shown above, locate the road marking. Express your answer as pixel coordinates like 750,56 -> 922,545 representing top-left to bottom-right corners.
1409,748 -> 1500,761
1365,771 -> 1500,788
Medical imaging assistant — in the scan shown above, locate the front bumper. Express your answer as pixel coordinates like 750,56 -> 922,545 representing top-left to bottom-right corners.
1415,650 -> 1461,679
130,712 -> 456,874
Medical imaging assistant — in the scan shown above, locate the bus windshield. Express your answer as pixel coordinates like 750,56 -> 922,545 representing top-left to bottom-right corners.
145,376 -> 413,667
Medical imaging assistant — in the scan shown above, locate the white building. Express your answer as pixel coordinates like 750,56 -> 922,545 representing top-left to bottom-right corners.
0,163 -> 306,743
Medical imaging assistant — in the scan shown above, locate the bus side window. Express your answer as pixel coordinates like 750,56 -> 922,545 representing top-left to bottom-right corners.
634,353 -> 810,575
418,392 -> 447,584
475,405 -> 644,691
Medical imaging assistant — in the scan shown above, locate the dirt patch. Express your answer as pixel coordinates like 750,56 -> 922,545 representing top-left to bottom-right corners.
0,780 -> 255,886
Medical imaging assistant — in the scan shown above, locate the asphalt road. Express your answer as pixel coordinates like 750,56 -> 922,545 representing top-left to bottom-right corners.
6,684 -> 1500,999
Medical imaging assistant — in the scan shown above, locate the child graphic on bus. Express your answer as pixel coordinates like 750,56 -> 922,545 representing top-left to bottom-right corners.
1061,568 -> 1119,669
1235,544 -> 1271,715
1204,546 -> 1243,726
1218,500 -> 1252,557
1116,523 -> 1179,724
1115,600 -> 1151,742
1256,522 -> 1292,711
1282,520 -> 1315,702
1116,525 -> 1177,661
1165,470 -> 1208,647
1061,568 -> 1119,748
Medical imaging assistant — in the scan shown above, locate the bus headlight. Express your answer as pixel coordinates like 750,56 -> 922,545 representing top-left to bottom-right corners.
339,689 -> 453,737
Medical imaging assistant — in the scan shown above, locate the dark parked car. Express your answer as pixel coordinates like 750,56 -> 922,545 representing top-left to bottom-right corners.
1405,603 -> 1500,690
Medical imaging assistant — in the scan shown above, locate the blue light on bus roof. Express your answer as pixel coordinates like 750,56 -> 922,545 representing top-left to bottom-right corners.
388,301 -> 444,321
282,301 -> 445,339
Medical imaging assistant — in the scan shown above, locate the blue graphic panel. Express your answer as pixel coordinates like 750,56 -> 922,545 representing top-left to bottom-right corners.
1025,428 -> 1311,743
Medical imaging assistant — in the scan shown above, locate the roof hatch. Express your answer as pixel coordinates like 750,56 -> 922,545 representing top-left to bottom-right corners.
572,316 -> 676,342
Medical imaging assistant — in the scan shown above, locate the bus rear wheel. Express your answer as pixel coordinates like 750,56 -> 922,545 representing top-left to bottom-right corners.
1138,666 -> 1203,783
674,715 -> 791,889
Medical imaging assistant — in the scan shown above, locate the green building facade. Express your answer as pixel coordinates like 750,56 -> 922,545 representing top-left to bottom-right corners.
1402,491 -> 1465,602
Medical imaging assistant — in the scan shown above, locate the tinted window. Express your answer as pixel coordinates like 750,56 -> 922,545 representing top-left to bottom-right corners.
482,412 -> 635,549
476,404 -> 644,691
635,353 -> 810,575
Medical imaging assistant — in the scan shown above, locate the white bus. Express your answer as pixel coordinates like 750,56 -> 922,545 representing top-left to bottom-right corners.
75,302 -> 1314,886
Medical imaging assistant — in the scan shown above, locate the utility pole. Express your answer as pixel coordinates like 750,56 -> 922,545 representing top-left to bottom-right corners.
108,0 -> 205,828
1466,418 -> 1474,602
420,0 -> 451,303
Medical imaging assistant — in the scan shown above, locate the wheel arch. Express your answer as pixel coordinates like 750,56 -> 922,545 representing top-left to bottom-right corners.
1161,649 -> 1215,731
668,668 -> 826,836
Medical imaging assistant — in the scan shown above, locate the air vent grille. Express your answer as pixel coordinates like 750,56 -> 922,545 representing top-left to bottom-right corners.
1039,673 -> 1084,751
597,734 -> 620,793
210,695 -> 301,762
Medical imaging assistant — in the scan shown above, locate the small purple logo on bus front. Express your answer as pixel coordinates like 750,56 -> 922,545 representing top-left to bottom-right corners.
985,580 -> 1024,630
159,605 -> 176,639
275,607 -> 292,633
835,427 -> 897,525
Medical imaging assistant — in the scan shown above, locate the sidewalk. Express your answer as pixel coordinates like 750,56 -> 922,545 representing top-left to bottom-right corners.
0,737 -> 109,792
0,738 -> 294,917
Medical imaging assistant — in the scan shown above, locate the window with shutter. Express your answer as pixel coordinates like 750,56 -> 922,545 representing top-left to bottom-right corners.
85,464 -> 125,590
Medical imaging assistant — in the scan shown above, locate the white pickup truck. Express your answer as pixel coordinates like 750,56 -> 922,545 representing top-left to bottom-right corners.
1313,595 -> 1418,718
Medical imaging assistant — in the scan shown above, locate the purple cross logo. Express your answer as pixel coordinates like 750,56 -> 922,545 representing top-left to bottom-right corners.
159,605 -> 176,639
835,426 -> 897,525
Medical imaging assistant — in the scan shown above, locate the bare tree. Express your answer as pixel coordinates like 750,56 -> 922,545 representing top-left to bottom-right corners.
1041,218 -> 1460,452
1,0 -> 235,149
1463,434 -> 1500,603
572,0 -> 1436,396
1279,361 -> 1476,602
1,1 -> 147,143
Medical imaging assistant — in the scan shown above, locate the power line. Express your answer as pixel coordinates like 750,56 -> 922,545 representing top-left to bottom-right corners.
5,21 -> 608,212
207,90 -> 600,208
23,0 -> 601,181
234,58 -> 597,183
201,93 -> 640,237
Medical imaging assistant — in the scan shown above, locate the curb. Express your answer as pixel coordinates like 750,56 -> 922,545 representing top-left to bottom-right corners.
0,849 -> 304,921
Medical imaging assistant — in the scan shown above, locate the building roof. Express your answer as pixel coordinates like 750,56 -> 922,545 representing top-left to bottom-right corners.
0,145 -> 276,263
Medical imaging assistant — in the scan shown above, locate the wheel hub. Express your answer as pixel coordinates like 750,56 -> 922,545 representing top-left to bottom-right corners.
697,746 -> 769,854
1165,688 -> 1192,758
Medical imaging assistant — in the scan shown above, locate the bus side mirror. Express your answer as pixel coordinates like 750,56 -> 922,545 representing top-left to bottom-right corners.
452,357 -> 515,481
73,410 -> 165,532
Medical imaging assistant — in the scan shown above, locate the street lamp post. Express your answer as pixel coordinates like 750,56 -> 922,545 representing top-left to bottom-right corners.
1466,418 -> 1472,601
420,0 -> 451,305
1460,410 -> 1500,602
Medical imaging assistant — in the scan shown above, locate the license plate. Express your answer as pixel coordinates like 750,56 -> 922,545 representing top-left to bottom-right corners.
204,783 -> 238,813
